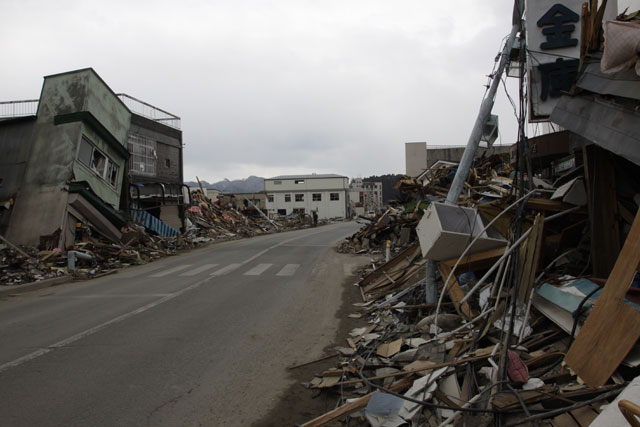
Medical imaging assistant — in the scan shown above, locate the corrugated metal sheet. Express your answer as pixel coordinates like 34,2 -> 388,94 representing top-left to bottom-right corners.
131,209 -> 180,237
550,95 -> 640,166
577,61 -> 640,100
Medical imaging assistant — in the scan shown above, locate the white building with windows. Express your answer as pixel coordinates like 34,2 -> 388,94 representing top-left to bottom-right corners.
264,174 -> 349,219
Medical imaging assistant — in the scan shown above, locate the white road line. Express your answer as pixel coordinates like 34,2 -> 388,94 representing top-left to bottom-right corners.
210,263 -> 242,277
276,264 -> 300,276
0,227 -> 334,374
343,263 -> 355,276
244,263 -> 273,276
0,276 -> 210,374
150,265 -> 193,277
281,244 -> 331,247
179,264 -> 218,276
44,294 -> 173,299
117,264 -> 166,278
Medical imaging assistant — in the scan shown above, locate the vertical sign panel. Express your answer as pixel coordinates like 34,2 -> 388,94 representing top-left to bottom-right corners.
526,0 -> 583,121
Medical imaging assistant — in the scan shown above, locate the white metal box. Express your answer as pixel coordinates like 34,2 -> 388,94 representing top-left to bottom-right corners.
416,202 -> 508,261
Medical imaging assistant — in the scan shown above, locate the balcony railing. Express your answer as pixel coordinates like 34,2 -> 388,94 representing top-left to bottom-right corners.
0,99 -> 39,118
117,94 -> 181,130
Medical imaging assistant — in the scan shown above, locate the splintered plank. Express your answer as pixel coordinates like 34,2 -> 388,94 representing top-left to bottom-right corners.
439,263 -> 477,321
300,377 -> 413,427
441,247 -> 505,272
517,213 -> 544,302
565,209 -> 640,387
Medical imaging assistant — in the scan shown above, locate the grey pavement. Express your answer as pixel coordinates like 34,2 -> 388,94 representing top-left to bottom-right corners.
0,221 -> 364,427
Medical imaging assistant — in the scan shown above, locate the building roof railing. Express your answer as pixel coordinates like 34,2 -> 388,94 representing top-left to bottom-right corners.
117,94 -> 181,130
0,99 -> 39,118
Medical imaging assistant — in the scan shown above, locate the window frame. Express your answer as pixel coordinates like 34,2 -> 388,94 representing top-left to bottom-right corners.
330,193 -> 340,201
78,136 -> 120,189
312,193 -> 322,201
295,193 -> 304,202
127,133 -> 157,176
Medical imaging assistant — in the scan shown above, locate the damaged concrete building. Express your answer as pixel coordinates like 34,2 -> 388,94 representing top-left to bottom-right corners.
0,68 -> 185,248
405,141 -> 511,178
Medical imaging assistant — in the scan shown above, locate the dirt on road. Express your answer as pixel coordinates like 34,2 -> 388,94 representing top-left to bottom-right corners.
253,249 -> 371,427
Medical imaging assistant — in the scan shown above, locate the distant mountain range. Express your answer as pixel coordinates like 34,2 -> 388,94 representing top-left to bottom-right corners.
185,176 -> 265,193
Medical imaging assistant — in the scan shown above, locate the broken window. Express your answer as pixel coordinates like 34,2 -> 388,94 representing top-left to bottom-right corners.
312,193 -> 321,201
268,194 -> 274,203
295,194 -> 304,202
107,162 -> 119,187
78,136 -> 119,188
128,133 -> 156,176
295,179 -> 305,184
330,193 -> 339,201
285,194 -> 291,202
91,150 -> 107,176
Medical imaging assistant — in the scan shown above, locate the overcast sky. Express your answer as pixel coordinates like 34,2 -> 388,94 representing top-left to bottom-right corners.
4,1 -> 629,183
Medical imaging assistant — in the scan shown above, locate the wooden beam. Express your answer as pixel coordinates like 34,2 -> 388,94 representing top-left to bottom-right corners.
300,376 -> 413,427
441,247 -> 506,271
439,263 -> 477,320
518,213 -> 544,302
565,208 -> 640,386
358,243 -> 420,288
335,353 -> 491,387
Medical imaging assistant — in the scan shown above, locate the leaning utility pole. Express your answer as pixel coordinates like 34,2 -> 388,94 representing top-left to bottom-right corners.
425,2 -> 523,305
446,22 -> 520,205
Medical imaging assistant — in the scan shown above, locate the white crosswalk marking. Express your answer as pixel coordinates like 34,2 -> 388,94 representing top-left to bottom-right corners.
210,263 -> 242,277
150,265 -> 193,277
244,263 -> 273,276
117,264 -> 166,278
276,264 -> 300,276
179,264 -> 219,276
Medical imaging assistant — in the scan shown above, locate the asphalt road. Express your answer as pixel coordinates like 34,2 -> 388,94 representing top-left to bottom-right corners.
0,221 -> 365,426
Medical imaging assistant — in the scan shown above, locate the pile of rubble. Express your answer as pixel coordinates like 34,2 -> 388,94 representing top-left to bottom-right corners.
1,189 -> 313,287
186,190 -> 271,240
339,209 -> 419,255
0,239 -> 56,285
300,145 -> 640,426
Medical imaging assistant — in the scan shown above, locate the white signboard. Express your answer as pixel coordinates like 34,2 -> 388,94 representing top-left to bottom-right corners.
526,0 -> 583,121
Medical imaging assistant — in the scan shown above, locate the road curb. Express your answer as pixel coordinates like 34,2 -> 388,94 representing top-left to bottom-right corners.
0,275 -> 72,297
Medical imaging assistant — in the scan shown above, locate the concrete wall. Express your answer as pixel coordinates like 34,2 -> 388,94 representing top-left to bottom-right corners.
405,142 -> 427,177
406,142 -> 511,178
426,147 -> 467,169
0,117 -> 37,235
0,117 -> 36,200
7,68 -> 131,246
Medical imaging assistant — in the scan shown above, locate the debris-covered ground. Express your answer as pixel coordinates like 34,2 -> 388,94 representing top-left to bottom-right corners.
298,144 -> 640,426
0,190 -> 315,287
